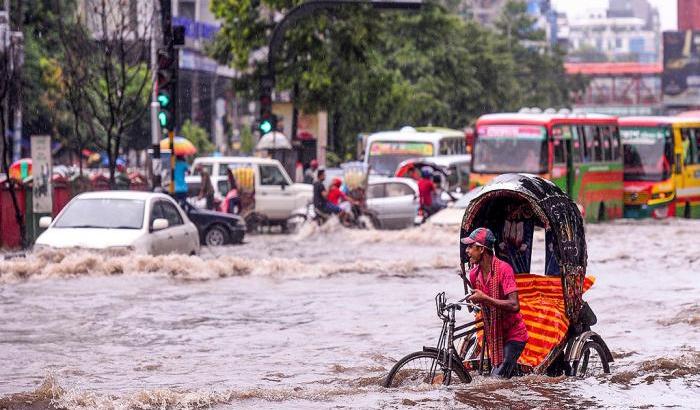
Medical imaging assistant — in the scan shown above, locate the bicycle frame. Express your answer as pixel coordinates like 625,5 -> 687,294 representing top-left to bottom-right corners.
428,292 -> 484,384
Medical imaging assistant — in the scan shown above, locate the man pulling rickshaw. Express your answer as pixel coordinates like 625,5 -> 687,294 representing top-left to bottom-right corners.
463,227 -> 528,379
384,173 -> 612,387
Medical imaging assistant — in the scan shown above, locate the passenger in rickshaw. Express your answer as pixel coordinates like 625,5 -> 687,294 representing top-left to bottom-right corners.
464,227 -> 529,378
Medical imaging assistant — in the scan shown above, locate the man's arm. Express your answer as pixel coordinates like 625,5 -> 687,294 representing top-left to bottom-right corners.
469,290 -> 520,312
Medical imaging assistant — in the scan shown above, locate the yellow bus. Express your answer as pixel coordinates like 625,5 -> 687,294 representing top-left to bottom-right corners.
619,116 -> 700,218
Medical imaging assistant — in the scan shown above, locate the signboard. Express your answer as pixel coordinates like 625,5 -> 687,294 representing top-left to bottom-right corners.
30,135 -> 52,213
620,127 -> 667,143
369,141 -> 433,156
663,31 -> 700,106
477,125 -> 546,139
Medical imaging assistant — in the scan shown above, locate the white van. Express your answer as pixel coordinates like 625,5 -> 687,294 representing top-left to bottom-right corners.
185,157 -> 312,228
364,126 -> 466,176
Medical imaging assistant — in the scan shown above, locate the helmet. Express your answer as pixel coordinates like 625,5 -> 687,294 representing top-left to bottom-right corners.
421,167 -> 432,178
331,177 -> 342,187
310,159 -> 319,168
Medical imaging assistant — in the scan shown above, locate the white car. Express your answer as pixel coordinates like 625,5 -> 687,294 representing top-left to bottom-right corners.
186,156 -> 312,228
428,186 -> 483,226
35,191 -> 200,255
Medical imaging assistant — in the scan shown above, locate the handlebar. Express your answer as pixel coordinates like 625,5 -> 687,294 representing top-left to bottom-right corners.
435,292 -> 481,320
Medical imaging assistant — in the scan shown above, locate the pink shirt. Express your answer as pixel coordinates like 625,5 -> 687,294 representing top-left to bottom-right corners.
469,257 -> 528,343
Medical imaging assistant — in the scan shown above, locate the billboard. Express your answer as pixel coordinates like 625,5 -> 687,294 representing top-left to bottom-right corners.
663,31 -> 700,106
31,135 -> 52,213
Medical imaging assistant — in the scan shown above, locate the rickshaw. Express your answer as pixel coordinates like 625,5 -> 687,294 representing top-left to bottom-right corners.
384,173 -> 612,387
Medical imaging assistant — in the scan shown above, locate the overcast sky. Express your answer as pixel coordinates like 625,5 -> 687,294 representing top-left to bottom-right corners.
550,0 -> 677,31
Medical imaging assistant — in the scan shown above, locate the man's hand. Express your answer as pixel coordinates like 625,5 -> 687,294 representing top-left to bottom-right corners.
468,289 -> 488,304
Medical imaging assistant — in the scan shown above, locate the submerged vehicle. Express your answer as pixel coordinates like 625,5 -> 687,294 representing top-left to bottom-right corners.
384,173 -> 612,387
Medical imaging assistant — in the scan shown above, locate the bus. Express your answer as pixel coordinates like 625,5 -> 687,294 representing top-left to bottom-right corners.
619,116 -> 700,219
364,126 -> 467,176
470,112 -> 623,222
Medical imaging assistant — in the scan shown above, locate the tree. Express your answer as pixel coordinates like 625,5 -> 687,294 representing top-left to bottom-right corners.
210,0 -> 582,158
180,120 -> 216,156
55,0 -> 153,186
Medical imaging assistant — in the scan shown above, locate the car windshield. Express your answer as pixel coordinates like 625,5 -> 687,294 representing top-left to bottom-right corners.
621,127 -> 672,181
473,125 -> 548,174
367,141 -> 434,176
54,198 -> 145,229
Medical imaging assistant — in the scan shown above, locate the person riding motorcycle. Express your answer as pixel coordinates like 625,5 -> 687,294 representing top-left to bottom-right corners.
313,169 -> 342,217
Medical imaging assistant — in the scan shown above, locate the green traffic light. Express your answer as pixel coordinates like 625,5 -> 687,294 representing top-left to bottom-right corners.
157,94 -> 170,107
158,112 -> 168,127
259,120 -> 273,134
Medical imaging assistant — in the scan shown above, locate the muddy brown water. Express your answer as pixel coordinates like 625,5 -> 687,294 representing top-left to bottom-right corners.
0,219 -> 699,409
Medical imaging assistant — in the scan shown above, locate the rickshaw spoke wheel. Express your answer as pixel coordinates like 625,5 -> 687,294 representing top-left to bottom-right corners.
384,351 -> 467,388
573,340 -> 610,377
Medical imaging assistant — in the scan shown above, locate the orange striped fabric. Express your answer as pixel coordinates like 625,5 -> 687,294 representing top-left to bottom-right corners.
515,274 -> 595,368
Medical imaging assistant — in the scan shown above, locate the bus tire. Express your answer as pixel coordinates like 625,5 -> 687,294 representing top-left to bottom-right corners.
597,203 -> 606,223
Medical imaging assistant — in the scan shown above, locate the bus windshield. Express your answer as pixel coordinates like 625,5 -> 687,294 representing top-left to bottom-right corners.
367,141 -> 434,175
621,127 -> 672,181
473,125 -> 548,174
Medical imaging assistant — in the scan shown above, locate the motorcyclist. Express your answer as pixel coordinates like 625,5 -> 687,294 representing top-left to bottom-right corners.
313,169 -> 342,217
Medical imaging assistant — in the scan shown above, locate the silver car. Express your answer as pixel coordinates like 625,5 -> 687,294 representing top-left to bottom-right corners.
366,176 -> 419,229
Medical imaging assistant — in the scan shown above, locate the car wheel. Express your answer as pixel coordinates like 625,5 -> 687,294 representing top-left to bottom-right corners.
204,225 -> 229,247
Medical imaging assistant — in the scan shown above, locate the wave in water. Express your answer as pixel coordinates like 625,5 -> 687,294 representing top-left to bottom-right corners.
0,248 -> 457,284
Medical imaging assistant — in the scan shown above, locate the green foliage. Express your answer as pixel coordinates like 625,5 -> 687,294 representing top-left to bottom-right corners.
181,120 -> 216,155
240,126 -> 255,154
210,0 -> 582,159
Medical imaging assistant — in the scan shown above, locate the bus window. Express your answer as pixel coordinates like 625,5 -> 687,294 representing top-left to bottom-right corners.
611,127 -> 621,161
553,136 -> 566,165
589,126 -> 603,162
572,126 -> 582,163
681,129 -> 696,165
601,127 -> 613,162
580,126 -> 593,162
440,138 -> 466,155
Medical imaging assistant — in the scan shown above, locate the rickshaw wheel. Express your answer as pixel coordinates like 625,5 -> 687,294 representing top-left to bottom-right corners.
384,351 -> 469,388
572,340 -> 610,377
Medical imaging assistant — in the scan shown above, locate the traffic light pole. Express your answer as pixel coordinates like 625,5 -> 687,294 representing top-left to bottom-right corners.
158,0 -> 179,194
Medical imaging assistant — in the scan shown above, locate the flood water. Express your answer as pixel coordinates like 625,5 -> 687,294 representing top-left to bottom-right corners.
0,219 -> 699,409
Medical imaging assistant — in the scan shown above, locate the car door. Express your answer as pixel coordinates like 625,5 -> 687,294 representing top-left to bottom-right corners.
383,182 -> 419,228
159,200 -> 193,253
148,200 -> 168,255
255,164 -> 294,220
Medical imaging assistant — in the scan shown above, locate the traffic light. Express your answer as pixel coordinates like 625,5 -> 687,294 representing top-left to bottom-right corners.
157,47 -> 177,131
258,75 -> 276,135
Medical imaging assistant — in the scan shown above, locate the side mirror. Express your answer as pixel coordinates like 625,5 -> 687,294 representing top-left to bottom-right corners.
280,182 -> 287,190
675,153 -> 682,175
152,218 -> 169,231
39,216 -> 52,228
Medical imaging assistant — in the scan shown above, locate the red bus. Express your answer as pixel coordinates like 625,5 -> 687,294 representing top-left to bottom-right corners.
470,112 -> 624,222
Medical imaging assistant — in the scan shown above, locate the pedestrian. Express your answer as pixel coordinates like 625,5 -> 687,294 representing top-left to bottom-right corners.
197,164 -> 215,210
295,160 -> 304,183
464,227 -> 529,379
173,155 -> 188,206
304,159 -> 318,184
219,169 -> 240,214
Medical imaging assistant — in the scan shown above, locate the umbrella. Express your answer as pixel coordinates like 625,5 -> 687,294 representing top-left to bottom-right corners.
160,136 -> 197,156
9,158 -> 31,181
257,131 -> 292,150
